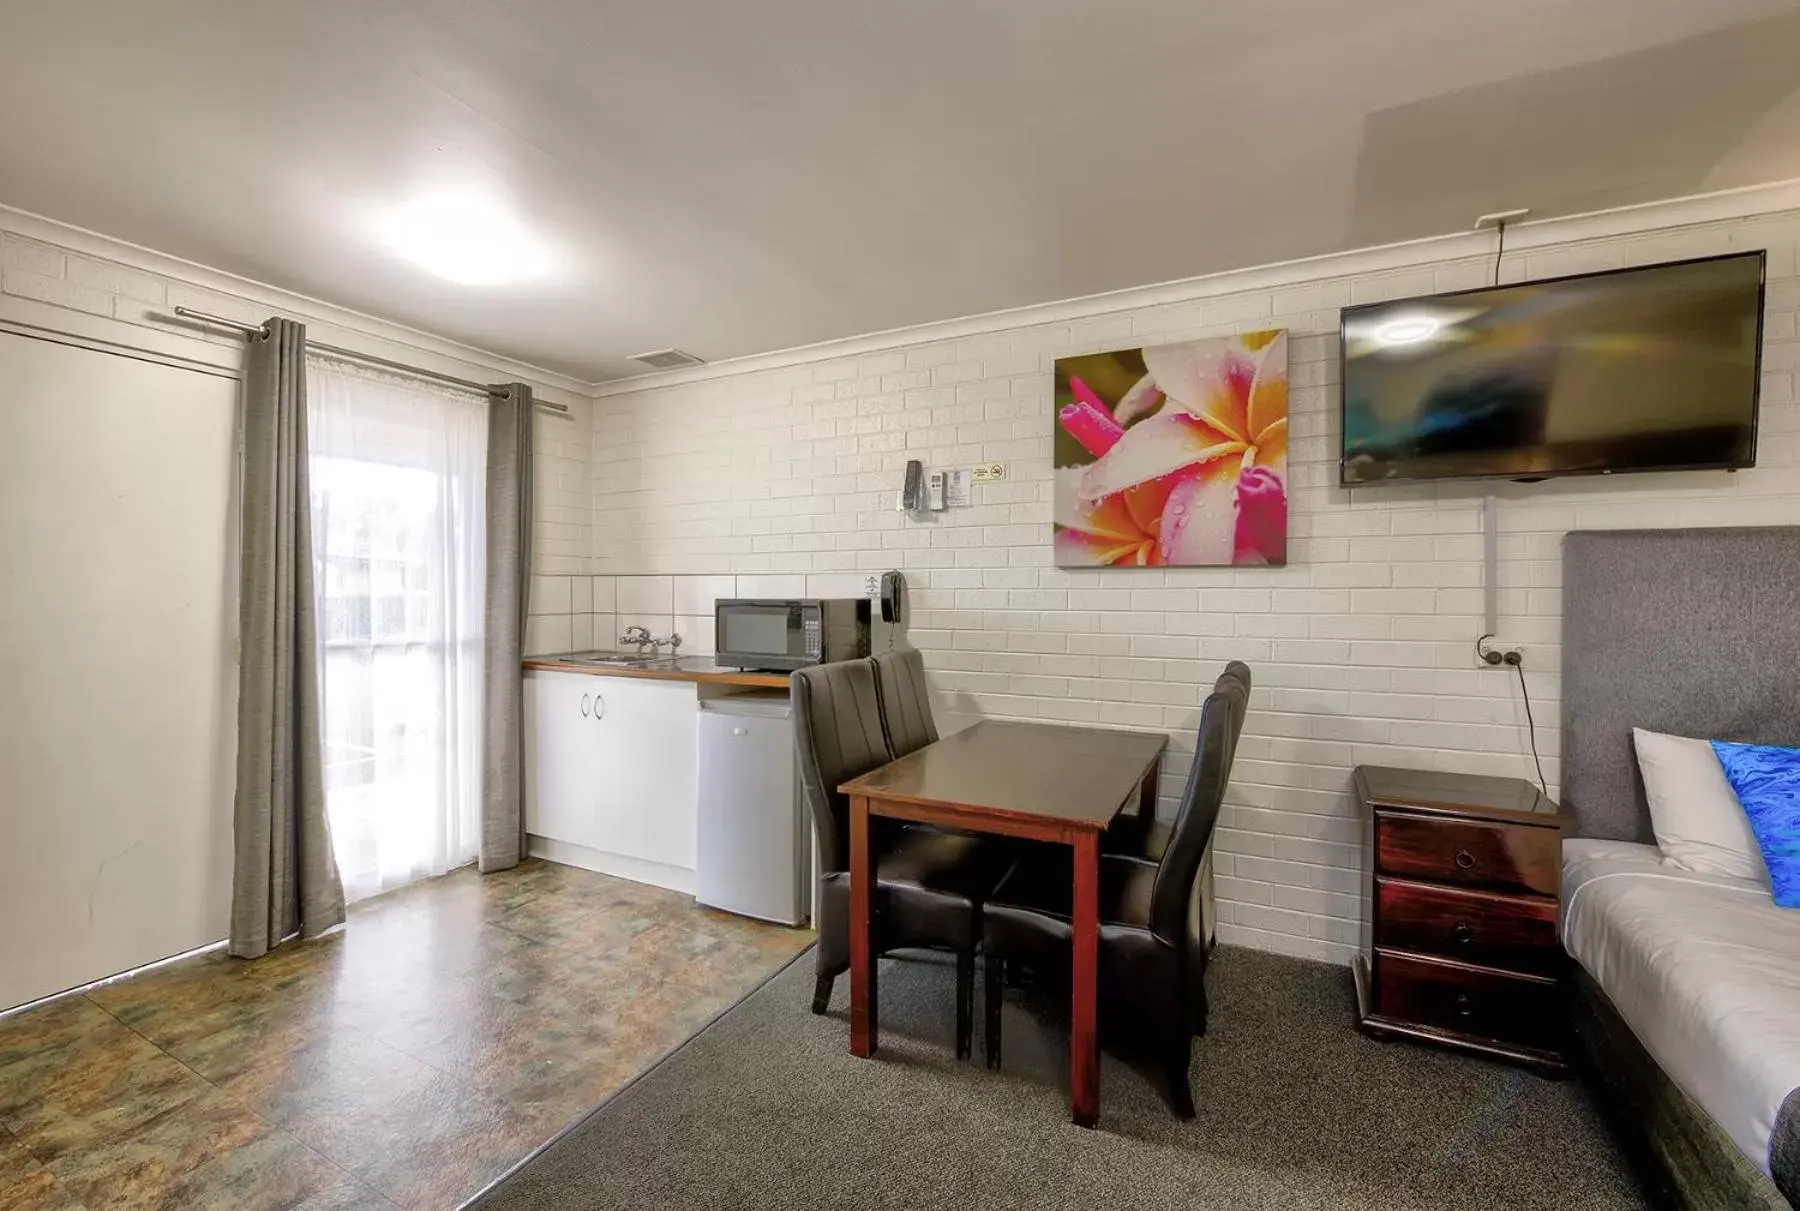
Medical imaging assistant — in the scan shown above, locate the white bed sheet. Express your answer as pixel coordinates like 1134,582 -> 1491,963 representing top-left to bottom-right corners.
1563,839 -> 1800,1175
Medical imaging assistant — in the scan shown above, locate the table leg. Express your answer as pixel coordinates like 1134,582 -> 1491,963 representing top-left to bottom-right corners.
1138,755 -> 1160,819
849,794 -> 876,1058
1070,828 -> 1100,1127
1122,755 -> 1161,851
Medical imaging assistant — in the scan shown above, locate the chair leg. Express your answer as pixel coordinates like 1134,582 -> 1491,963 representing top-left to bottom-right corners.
812,972 -> 835,1015
1164,1034 -> 1195,1119
984,954 -> 1003,1070
955,947 -> 974,1061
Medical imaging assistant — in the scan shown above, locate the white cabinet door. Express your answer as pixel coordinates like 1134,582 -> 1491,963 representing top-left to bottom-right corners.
524,671 -> 598,846
591,677 -> 699,871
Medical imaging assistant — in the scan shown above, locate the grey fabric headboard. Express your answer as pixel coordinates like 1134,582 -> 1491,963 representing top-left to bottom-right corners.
1562,527 -> 1800,841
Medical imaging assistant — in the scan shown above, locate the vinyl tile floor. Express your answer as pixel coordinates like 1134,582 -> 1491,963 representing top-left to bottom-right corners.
0,859 -> 815,1211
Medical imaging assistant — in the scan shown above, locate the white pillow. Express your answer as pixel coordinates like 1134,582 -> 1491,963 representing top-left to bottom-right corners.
1632,727 -> 1770,884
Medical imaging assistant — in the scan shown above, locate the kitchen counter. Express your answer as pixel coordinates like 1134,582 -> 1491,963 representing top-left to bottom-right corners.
523,654 -> 791,690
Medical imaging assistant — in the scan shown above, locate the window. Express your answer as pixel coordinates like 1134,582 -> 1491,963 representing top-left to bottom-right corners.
308,359 -> 486,902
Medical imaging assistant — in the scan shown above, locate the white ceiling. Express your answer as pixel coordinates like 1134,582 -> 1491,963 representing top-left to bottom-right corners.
3,0 -> 1799,382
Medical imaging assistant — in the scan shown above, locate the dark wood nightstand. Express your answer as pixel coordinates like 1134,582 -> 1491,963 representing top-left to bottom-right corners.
1352,765 -> 1573,1074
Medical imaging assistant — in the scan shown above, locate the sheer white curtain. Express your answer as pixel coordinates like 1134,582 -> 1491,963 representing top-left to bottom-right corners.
306,357 -> 487,902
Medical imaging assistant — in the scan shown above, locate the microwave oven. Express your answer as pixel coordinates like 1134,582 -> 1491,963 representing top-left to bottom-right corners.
714,598 -> 872,672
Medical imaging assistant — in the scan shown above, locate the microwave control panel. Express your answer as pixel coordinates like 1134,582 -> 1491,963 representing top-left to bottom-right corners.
802,615 -> 821,657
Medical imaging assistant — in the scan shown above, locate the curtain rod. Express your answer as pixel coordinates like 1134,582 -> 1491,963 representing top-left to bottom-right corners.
170,306 -> 572,416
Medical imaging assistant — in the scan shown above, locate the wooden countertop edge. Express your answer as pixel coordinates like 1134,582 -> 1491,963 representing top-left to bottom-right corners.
521,659 -> 790,690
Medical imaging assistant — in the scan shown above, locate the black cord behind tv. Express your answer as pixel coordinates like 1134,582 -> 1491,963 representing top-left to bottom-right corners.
1338,251 -> 1765,486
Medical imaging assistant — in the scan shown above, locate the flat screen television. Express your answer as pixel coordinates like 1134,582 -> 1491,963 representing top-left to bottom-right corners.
1340,251 -> 1764,484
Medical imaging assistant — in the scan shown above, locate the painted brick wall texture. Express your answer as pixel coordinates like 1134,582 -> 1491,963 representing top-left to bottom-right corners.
588,214 -> 1800,965
10,207 -> 1798,966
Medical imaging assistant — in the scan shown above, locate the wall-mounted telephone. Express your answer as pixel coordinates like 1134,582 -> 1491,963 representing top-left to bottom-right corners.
897,459 -> 924,512
879,570 -> 904,624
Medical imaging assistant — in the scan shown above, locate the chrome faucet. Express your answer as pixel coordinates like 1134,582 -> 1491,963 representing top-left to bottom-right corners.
618,625 -> 682,657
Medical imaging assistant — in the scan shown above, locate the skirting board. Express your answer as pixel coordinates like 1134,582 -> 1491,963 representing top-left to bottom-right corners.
527,836 -> 698,897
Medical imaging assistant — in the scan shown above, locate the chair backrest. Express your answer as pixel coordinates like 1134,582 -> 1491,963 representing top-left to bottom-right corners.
791,659 -> 894,875
872,647 -> 939,759
1149,662 -> 1253,943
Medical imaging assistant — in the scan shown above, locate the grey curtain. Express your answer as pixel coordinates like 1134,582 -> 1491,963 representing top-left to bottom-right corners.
479,382 -> 534,872
229,317 -> 346,958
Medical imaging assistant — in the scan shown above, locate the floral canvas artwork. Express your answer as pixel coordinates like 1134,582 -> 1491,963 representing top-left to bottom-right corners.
1053,330 -> 1288,567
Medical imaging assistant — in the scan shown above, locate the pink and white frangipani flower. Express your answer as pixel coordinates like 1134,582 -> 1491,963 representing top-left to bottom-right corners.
1054,331 -> 1288,567
1079,330 -> 1287,501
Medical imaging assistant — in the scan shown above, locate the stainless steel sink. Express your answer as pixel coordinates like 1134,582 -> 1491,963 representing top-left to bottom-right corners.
555,650 -> 675,669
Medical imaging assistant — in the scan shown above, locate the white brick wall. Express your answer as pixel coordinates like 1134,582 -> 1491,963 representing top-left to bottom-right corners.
589,211 -> 1800,964
10,195 -> 1798,965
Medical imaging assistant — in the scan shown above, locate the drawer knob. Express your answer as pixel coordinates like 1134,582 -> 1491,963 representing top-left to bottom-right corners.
1454,992 -> 1474,1017
1453,849 -> 1476,870
1451,923 -> 1474,944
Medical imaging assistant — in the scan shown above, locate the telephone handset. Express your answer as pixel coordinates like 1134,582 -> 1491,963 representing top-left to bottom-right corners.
879,570 -> 904,624
897,460 -> 925,512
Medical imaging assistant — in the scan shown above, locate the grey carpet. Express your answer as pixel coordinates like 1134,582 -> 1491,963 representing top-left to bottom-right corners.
468,946 -> 1646,1210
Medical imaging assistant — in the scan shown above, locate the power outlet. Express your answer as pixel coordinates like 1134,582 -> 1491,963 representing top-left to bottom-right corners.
864,575 -> 880,597
1477,639 -> 1524,668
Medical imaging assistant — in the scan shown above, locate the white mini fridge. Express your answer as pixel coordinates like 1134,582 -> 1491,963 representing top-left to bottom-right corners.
696,693 -> 809,925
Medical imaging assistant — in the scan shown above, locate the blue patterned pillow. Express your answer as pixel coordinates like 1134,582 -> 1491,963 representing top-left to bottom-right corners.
1711,740 -> 1800,909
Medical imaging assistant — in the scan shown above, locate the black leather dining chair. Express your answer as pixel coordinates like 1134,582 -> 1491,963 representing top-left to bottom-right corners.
981,668 -> 1250,1116
1106,661 -> 1251,862
872,647 -> 938,758
792,659 -> 1011,1059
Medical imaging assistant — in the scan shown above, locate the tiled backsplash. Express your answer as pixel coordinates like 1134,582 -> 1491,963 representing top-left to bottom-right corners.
525,572 -> 880,658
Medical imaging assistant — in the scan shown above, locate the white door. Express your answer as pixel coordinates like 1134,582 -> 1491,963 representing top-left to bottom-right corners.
0,332 -> 238,1010
592,678 -> 698,871
524,671 -> 598,846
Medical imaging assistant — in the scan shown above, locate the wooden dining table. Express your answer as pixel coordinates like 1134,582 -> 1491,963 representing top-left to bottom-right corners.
837,719 -> 1168,1127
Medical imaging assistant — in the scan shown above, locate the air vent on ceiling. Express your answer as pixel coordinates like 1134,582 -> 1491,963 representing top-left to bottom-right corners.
630,348 -> 706,370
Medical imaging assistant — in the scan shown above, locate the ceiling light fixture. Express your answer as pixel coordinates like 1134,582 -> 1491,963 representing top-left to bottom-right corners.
381,192 -> 551,286
1373,316 -> 1440,346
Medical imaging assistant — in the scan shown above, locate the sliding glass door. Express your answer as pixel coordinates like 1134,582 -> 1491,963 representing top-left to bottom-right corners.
307,359 -> 486,902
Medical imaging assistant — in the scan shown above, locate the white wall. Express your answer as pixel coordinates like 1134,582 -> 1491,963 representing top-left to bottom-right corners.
0,209 -> 591,1004
7,191 -> 1799,971
0,334 -> 239,1009
0,210 -> 593,575
588,198 -> 1800,964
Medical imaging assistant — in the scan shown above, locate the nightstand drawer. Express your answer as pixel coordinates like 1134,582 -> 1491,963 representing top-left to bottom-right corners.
1375,813 -> 1559,896
1375,879 -> 1560,976
1374,951 -> 1560,1049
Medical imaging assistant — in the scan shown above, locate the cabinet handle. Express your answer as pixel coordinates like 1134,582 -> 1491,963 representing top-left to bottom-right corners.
1451,923 -> 1474,945
580,693 -> 590,717
1453,849 -> 1475,870
593,693 -> 606,721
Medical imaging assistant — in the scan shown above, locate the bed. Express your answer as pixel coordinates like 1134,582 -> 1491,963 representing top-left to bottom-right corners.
1562,527 -> 1800,1210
